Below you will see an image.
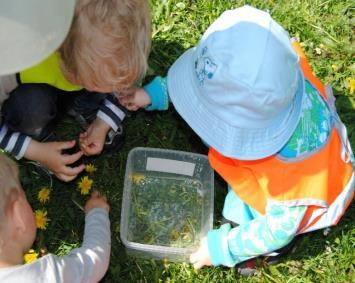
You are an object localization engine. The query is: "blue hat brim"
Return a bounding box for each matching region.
[168,48,305,160]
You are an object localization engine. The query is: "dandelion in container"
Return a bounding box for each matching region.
[120,147,214,261]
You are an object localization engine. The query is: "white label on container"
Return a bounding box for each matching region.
[146,157,195,176]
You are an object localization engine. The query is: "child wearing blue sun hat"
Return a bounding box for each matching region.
[119,5,354,271]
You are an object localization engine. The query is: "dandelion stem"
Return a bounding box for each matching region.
[307,23,340,44]
[72,199,84,212]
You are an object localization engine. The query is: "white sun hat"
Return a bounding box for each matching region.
[0,0,75,75]
[168,5,304,160]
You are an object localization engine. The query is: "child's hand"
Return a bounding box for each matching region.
[79,118,110,156]
[25,139,85,182]
[190,237,212,269]
[85,191,110,214]
[118,88,151,111]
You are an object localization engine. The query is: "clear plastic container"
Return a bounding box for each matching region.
[120,147,214,261]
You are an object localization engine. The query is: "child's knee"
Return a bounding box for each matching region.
[3,84,58,138]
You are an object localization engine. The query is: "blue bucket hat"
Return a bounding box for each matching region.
[167,5,305,160]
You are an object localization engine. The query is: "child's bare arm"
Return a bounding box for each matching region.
[55,192,110,282]
[7,192,111,282]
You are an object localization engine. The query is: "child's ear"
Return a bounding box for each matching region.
[10,196,27,237]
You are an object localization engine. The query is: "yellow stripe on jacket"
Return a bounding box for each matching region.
[19,52,82,92]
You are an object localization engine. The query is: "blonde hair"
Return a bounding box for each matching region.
[59,0,151,91]
[0,154,21,234]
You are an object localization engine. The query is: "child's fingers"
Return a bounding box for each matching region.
[79,136,93,155]
[193,261,204,270]
[56,172,78,182]
[79,140,88,151]
[57,140,76,150]
[79,131,88,139]
[130,104,140,111]
[93,190,107,199]
[118,96,139,111]
[190,255,204,270]
[79,131,90,144]
[82,143,102,156]
[92,191,108,202]
[190,251,204,270]
[79,145,88,156]
[61,164,85,176]
[123,103,139,111]
[118,95,130,105]
[63,150,83,164]
[190,252,198,264]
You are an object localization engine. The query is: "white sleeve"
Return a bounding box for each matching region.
[52,208,111,283]
[0,209,111,283]
[97,98,126,131]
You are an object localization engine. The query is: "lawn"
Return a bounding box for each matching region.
[21,0,354,282]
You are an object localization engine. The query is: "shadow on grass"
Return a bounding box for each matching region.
[146,38,188,80]
[334,91,355,149]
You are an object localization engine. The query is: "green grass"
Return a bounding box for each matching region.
[21,0,354,282]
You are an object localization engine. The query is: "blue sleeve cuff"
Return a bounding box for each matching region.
[143,76,169,111]
[207,223,235,267]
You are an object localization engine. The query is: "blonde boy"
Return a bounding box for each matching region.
[0,154,111,283]
[0,0,151,181]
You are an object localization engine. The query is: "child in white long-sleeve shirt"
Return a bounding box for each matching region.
[0,154,111,283]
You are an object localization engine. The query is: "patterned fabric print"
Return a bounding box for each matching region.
[194,46,217,85]
[227,204,307,258]
[160,77,168,96]
[208,200,307,266]
[279,80,331,158]
[222,187,260,225]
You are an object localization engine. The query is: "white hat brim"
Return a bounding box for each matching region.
[168,48,305,160]
[0,0,75,75]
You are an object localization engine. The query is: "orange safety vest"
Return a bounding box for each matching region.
[208,41,354,234]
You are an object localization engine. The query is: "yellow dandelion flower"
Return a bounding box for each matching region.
[349,78,355,95]
[35,209,49,230]
[78,175,93,195]
[38,187,51,204]
[132,173,145,184]
[85,163,97,174]
[24,249,38,264]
